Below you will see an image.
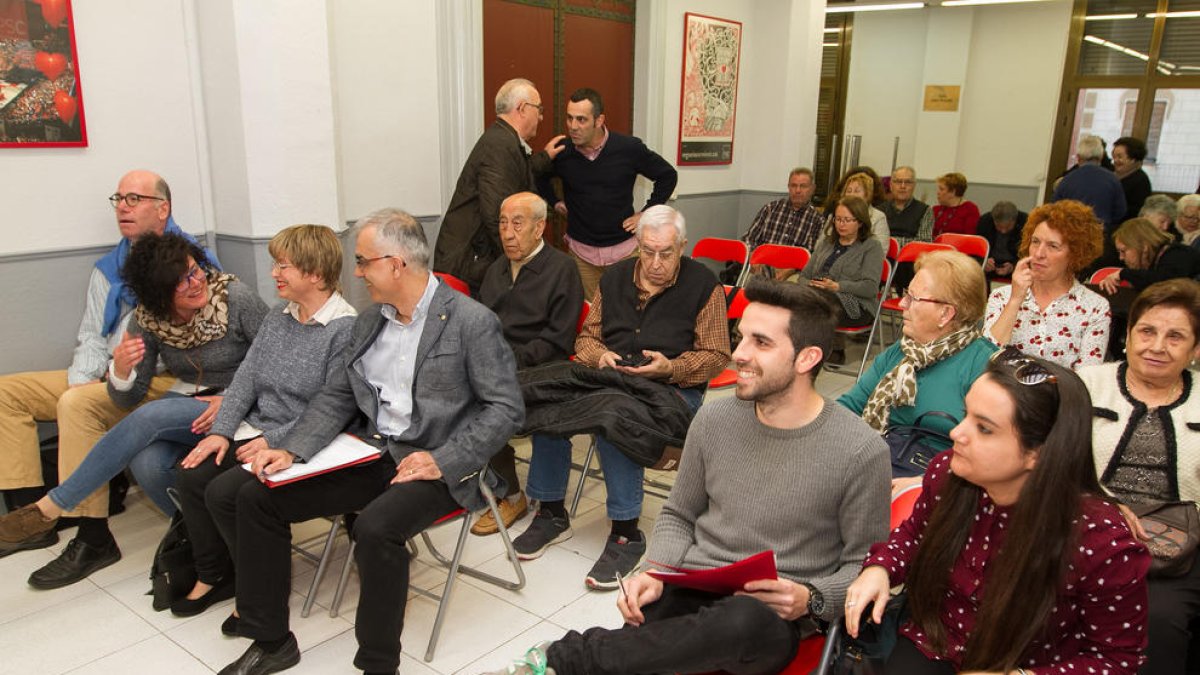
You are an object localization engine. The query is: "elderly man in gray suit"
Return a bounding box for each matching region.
[208,208,524,675]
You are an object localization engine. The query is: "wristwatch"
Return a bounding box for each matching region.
[802,582,824,616]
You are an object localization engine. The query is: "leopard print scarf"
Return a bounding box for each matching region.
[861,325,981,432]
[135,273,234,349]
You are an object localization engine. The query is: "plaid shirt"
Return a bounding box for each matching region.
[742,198,825,251]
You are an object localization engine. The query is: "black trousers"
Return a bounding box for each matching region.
[1143,560,1200,674]
[174,439,246,583]
[206,454,460,673]
[487,443,521,499]
[545,585,805,675]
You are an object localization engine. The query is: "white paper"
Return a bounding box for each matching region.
[243,433,381,485]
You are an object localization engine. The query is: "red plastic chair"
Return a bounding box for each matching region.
[1088,266,1129,287]
[433,271,470,295]
[935,233,990,268]
[576,300,591,334]
[709,288,751,389]
[693,237,750,286]
[748,244,811,277]
[886,237,900,265]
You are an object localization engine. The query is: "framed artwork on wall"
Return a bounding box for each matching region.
[0,0,87,147]
[678,12,741,166]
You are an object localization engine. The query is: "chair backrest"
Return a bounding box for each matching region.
[748,244,810,273]
[1087,266,1126,286]
[895,241,955,265]
[433,271,470,295]
[887,237,900,263]
[890,485,922,531]
[935,233,990,266]
[692,237,750,266]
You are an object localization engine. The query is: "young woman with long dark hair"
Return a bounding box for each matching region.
[845,351,1150,674]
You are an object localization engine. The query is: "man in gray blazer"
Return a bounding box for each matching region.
[210,208,524,675]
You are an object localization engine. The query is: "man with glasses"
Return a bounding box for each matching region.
[536,88,678,300]
[882,165,933,248]
[0,170,213,554]
[212,207,523,675]
[434,78,565,294]
[514,205,729,590]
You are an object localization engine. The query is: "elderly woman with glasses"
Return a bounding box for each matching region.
[985,200,1109,369]
[1177,194,1200,247]
[839,250,996,494]
[1080,279,1200,675]
[0,232,267,590]
[846,352,1149,674]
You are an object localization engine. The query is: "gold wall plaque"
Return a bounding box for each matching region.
[923,85,961,112]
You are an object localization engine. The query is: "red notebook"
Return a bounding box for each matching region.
[242,433,382,488]
[646,550,778,595]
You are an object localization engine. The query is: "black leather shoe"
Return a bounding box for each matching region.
[218,633,300,675]
[221,613,240,637]
[28,537,120,590]
[171,576,236,617]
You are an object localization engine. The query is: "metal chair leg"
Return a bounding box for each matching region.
[569,436,598,518]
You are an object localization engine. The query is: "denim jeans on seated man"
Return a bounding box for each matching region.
[520,387,703,589]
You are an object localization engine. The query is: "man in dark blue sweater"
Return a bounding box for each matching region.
[538,88,678,300]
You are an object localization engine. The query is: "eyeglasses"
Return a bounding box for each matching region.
[354,254,402,270]
[640,247,678,266]
[891,179,915,185]
[176,265,205,291]
[994,347,1058,386]
[834,216,859,225]
[109,192,165,208]
[271,261,294,271]
[522,101,544,114]
[899,291,952,307]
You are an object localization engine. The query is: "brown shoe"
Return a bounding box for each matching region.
[471,492,529,536]
[0,504,59,555]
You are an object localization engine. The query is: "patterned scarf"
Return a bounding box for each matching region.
[861,325,982,432]
[135,273,234,349]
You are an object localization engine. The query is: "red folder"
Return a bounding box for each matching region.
[646,550,778,595]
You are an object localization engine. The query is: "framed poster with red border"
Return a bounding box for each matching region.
[0,0,88,147]
[677,12,741,166]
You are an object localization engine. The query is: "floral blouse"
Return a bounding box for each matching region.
[984,280,1111,369]
[865,452,1149,674]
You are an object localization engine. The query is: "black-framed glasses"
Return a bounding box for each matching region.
[354,254,402,270]
[899,291,952,307]
[993,347,1058,386]
[109,192,165,208]
[522,101,544,114]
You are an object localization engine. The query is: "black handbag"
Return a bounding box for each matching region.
[824,595,908,675]
[149,509,196,611]
[1131,501,1200,579]
[883,411,958,478]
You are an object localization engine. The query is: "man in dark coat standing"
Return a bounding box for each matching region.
[433,78,564,293]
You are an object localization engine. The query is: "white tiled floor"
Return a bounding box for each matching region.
[0,356,865,675]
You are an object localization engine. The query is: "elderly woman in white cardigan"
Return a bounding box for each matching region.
[1079,278,1200,675]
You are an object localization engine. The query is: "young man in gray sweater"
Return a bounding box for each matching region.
[489,280,891,675]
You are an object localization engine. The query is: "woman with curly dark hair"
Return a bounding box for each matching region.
[985,199,1110,368]
[0,232,267,589]
[845,351,1150,674]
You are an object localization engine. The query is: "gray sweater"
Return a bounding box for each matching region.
[209,303,356,447]
[109,279,268,408]
[798,236,884,319]
[646,396,891,621]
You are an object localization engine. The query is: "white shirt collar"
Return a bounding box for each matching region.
[284,291,357,325]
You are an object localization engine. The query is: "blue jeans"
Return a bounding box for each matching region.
[48,393,206,516]
[526,386,703,521]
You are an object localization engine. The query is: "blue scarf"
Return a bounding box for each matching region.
[95,217,215,337]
